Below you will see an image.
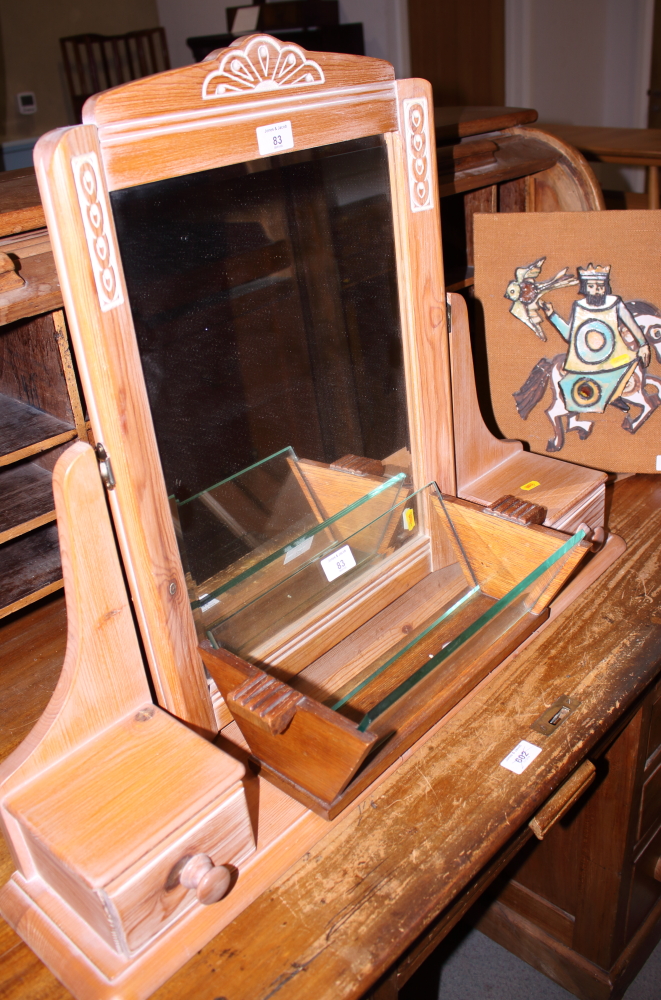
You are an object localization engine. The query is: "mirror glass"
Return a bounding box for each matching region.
[110,134,411,634]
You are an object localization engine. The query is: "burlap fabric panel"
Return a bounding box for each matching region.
[473,210,661,473]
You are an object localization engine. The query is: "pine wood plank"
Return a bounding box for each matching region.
[0,581,64,622]
[51,311,87,441]
[293,565,467,700]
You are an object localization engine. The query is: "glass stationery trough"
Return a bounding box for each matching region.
[176,454,586,737]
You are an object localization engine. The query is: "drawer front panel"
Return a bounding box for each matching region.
[107,787,254,953]
[646,687,661,769]
[628,826,661,942]
[640,762,661,843]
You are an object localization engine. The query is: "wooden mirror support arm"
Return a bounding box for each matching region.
[0,444,255,1000]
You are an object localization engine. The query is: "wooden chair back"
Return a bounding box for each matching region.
[60,28,170,122]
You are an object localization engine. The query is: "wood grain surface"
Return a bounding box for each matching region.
[0,310,74,419]
[0,231,62,326]
[434,106,538,142]
[521,127,605,212]
[33,56,450,737]
[2,474,661,1000]
[0,394,75,466]
[88,45,397,191]
[437,133,559,199]
[36,124,219,735]
[0,444,253,1000]
[533,124,661,164]
[0,168,45,238]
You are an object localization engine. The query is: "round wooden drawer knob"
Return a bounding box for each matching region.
[179,854,232,905]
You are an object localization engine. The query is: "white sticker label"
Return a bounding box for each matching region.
[320,544,356,583]
[283,535,313,565]
[656,455,661,472]
[256,120,294,156]
[500,739,542,775]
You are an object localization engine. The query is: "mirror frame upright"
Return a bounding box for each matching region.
[34,37,453,735]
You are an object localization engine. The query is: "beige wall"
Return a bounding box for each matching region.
[156,0,410,76]
[0,0,160,142]
[506,0,653,128]
[505,0,654,191]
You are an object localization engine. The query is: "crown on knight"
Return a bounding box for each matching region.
[578,263,611,281]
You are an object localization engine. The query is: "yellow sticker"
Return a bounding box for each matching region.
[403,508,416,530]
[520,480,540,491]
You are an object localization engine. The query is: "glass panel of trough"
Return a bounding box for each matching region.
[282,485,586,731]
[201,465,410,659]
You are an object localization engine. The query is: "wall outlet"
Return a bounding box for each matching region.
[17,92,37,115]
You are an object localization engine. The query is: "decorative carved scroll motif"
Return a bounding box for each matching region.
[402,97,434,213]
[202,35,325,99]
[71,153,124,312]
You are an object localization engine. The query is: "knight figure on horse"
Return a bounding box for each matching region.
[511,262,660,452]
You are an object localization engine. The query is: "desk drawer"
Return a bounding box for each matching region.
[629,826,661,942]
[646,686,661,770]
[107,786,254,954]
[639,761,661,843]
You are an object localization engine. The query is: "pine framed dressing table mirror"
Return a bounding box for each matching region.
[0,37,620,1000]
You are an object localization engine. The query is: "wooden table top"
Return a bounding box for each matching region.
[0,167,44,238]
[532,123,661,164]
[2,475,661,1000]
[434,105,538,142]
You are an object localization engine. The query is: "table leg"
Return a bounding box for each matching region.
[648,165,659,209]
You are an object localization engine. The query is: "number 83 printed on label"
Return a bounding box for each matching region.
[320,544,357,583]
[256,120,294,156]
